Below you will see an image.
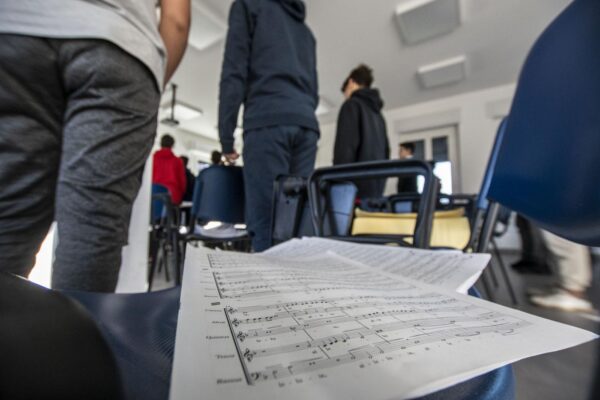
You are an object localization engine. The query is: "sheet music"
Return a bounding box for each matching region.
[171,246,597,400]
[205,252,415,299]
[264,238,489,293]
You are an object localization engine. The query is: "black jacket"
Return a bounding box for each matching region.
[333,88,390,198]
[218,0,319,154]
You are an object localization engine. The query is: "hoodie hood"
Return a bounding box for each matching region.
[277,0,306,21]
[352,88,384,112]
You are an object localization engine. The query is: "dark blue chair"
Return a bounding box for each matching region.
[185,165,249,252]
[483,0,600,397]
[190,165,245,225]
[151,184,170,224]
[149,183,181,290]
[488,0,600,246]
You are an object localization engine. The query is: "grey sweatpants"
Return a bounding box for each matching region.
[0,35,160,292]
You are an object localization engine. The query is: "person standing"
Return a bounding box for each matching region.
[529,231,594,312]
[333,64,390,199]
[218,0,320,252]
[180,156,196,202]
[152,135,187,206]
[0,0,191,292]
[397,142,419,194]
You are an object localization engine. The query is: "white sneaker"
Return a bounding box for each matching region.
[530,289,594,312]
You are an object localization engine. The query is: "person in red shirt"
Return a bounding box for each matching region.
[152,134,186,205]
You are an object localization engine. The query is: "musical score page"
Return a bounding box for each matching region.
[264,238,489,293]
[171,246,596,400]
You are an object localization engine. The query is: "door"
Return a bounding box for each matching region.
[395,125,461,195]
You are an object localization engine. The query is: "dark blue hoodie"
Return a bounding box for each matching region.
[218,0,319,153]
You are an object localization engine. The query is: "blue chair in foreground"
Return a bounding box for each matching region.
[482,0,600,397]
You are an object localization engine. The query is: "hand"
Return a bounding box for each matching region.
[223,152,240,164]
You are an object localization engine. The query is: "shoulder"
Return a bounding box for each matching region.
[340,98,362,114]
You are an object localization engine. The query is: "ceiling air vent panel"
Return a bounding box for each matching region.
[417,55,467,89]
[395,0,461,45]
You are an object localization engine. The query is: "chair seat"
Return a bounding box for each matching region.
[65,287,514,400]
[352,208,471,249]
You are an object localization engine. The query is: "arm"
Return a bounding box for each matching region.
[218,0,253,156]
[159,0,191,86]
[312,37,320,108]
[383,118,390,160]
[333,101,361,165]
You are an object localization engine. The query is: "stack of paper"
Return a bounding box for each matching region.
[171,240,596,400]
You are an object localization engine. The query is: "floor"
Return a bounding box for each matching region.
[473,251,600,400]
[152,247,600,400]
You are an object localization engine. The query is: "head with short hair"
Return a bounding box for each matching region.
[181,156,189,167]
[399,142,415,159]
[211,150,222,165]
[160,134,175,149]
[341,64,374,99]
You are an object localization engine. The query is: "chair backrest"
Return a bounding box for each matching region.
[477,118,507,212]
[151,184,170,224]
[0,273,123,399]
[191,166,245,225]
[308,160,439,249]
[465,119,509,252]
[488,0,600,246]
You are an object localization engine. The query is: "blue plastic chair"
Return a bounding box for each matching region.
[484,1,600,396]
[190,165,245,225]
[488,0,600,246]
[151,184,170,224]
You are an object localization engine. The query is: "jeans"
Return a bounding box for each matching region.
[0,35,160,292]
[242,126,318,252]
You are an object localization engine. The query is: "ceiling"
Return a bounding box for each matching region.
[165,0,572,140]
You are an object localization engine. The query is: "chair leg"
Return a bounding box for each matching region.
[478,270,495,302]
[148,231,160,292]
[172,234,181,286]
[491,238,519,305]
[163,243,171,283]
[488,260,500,289]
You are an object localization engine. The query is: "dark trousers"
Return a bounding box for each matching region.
[242,126,318,252]
[0,35,160,292]
[516,214,549,265]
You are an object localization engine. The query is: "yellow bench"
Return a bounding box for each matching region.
[351,208,471,249]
